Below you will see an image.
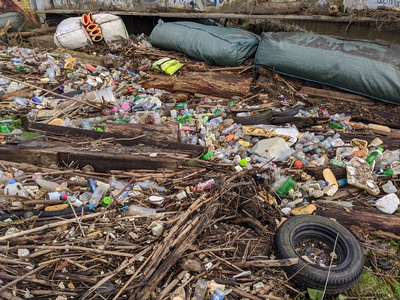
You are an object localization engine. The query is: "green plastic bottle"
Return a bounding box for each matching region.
[202,151,213,160]
[381,169,394,176]
[365,147,384,164]
[328,121,344,129]
[276,177,296,195]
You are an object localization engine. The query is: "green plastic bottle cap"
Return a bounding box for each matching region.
[377,147,384,152]
[239,158,248,167]
[102,197,112,207]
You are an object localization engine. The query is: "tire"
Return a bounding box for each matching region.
[275,215,364,294]
[232,110,273,125]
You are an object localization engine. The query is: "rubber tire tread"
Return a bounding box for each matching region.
[275,215,364,294]
[232,110,273,125]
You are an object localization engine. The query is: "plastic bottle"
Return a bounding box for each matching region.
[6,82,19,93]
[276,177,296,195]
[136,180,158,190]
[33,174,65,192]
[366,147,384,164]
[337,178,348,187]
[303,145,314,153]
[4,179,28,197]
[67,195,83,207]
[127,204,157,216]
[328,121,343,129]
[13,96,29,107]
[106,179,126,190]
[193,279,208,300]
[88,185,107,210]
[193,179,215,192]
[221,123,239,135]
[330,159,346,168]
[153,110,161,124]
[46,191,69,201]
[236,112,252,117]
[211,288,226,300]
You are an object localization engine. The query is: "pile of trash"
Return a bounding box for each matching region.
[0,17,398,300]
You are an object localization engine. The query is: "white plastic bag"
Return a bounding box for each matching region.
[54,17,92,49]
[92,14,129,45]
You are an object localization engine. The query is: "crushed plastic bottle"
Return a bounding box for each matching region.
[33,174,65,192]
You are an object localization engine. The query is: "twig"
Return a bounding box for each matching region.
[0,265,47,293]
[0,211,107,242]
[321,232,340,299]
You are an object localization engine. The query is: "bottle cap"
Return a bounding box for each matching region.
[88,204,95,210]
[103,197,112,206]
[61,193,68,200]
[9,179,15,184]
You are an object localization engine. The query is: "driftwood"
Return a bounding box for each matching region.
[316,206,400,240]
[141,71,252,98]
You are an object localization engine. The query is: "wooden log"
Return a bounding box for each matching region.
[0,88,34,101]
[141,71,252,98]
[104,122,179,142]
[23,119,205,155]
[300,86,375,106]
[316,206,400,240]
[7,26,56,38]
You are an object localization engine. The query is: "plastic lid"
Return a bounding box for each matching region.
[8,179,15,184]
[103,197,112,204]
[155,109,159,113]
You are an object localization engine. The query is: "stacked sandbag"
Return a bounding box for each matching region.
[148,20,261,67]
[254,32,400,105]
[54,14,129,49]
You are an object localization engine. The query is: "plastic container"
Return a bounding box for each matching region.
[4,179,28,197]
[154,110,161,124]
[88,185,107,210]
[366,147,383,164]
[193,179,215,192]
[83,88,116,105]
[33,174,65,192]
[127,204,157,216]
[252,137,289,162]
[193,279,208,300]
[275,177,296,195]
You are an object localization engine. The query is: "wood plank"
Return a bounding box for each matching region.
[140,71,252,98]
[301,86,375,106]
[0,145,179,172]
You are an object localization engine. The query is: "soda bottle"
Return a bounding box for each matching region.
[328,121,344,130]
[193,179,215,192]
[276,177,296,195]
[366,147,384,164]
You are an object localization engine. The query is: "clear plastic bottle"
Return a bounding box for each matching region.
[331,159,346,168]
[127,204,157,216]
[154,109,161,124]
[106,179,126,190]
[136,180,158,190]
[4,179,28,197]
[88,185,107,210]
[33,174,65,192]
[13,96,29,107]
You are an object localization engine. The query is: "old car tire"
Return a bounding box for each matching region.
[275,215,364,294]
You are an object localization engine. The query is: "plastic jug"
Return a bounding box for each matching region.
[4,179,28,197]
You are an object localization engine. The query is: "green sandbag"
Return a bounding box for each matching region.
[149,20,260,67]
[0,12,24,31]
[254,32,400,105]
